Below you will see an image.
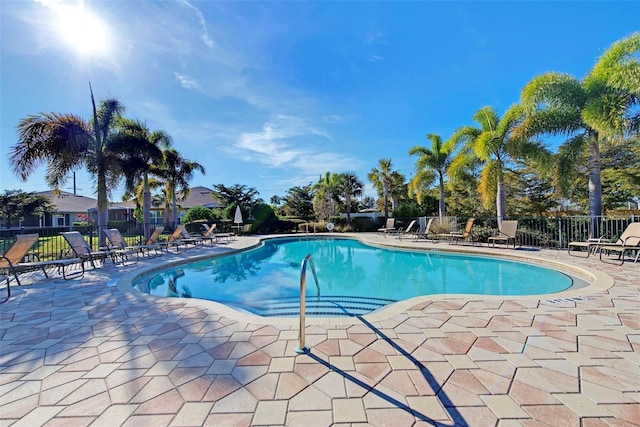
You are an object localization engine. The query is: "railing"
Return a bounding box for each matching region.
[296,254,320,354]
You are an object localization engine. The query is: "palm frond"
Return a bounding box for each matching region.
[520,72,585,112]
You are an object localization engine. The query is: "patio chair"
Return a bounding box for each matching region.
[437,217,478,245]
[0,234,84,286]
[61,231,114,268]
[488,220,519,248]
[415,217,437,241]
[598,222,640,265]
[568,232,612,258]
[103,229,151,262]
[378,218,396,236]
[203,223,234,244]
[397,220,418,240]
[164,225,192,252]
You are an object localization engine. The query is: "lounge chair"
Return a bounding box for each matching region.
[61,231,114,268]
[415,217,437,241]
[598,222,640,265]
[164,225,192,252]
[0,234,83,286]
[103,228,158,261]
[568,235,609,258]
[397,220,418,240]
[437,217,477,245]
[378,218,396,236]
[203,223,234,244]
[488,220,518,248]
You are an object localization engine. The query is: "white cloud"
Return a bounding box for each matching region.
[367,55,384,62]
[174,72,200,89]
[180,0,215,48]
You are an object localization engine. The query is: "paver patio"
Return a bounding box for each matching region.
[1,233,638,426]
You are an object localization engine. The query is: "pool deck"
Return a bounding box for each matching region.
[1,233,638,426]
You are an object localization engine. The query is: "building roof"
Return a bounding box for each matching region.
[37,190,97,213]
[178,186,219,209]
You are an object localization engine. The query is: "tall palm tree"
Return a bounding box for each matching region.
[338,172,364,225]
[516,33,640,223]
[449,105,548,226]
[409,134,455,219]
[156,148,205,229]
[10,88,125,245]
[114,119,171,238]
[368,159,395,220]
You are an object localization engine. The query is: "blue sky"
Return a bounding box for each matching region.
[1,0,638,203]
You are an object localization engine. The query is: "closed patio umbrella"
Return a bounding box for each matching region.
[234,205,243,234]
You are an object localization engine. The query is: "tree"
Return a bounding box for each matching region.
[409,133,455,219]
[281,185,315,219]
[449,105,548,226]
[211,184,261,220]
[516,33,640,221]
[114,119,171,238]
[368,159,395,220]
[0,190,52,228]
[313,172,341,221]
[10,87,125,245]
[337,172,364,225]
[157,148,205,228]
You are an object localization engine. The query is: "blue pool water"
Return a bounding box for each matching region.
[133,237,576,317]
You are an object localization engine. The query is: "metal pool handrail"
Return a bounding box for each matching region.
[296,253,320,354]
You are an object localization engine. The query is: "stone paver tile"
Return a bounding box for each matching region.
[252,400,288,426]
[131,376,175,403]
[333,398,367,423]
[314,371,347,398]
[286,410,333,426]
[134,389,184,415]
[523,404,581,425]
[328,329,348,339]
[204,412,253,426]
[581,379,637,404]
[83,363,121,379]
[274,372,311,400]
[57,378,107,406]
[387,355,415,370]
[145,361,179,376]
[268,357,295,373]
[552,393,613,417]
[481,394,530,418]
[444,354,478,369]
[406,396,450,421]
[11,406,63,427]
[229,331,253,342]
[170,402,213,426]
[206,359,237,374]
[211,388,257,414]
[232,365,268,385]
[90,404,138,427]
[288,385,332,411]
[278,330,299,340]
[598,403,640,424]
[380,370,418,396]
[246,373,279,400]
[121,414,174,427]
[21,365,63,381]
[329,356,355,371]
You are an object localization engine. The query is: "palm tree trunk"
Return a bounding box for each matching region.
[97,167,108,247]
[383,185,389,220]
[438,171,445,219]
[588,132,602,237]
[346,194,352,225]
[143,173,151,239]
[496,170,506,228]
[171,185,178,229]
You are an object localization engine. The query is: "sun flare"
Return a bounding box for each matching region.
[55,4,110,56]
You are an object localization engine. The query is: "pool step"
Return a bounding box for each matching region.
[229,295,398,317]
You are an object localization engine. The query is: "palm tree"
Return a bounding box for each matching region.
[156,148,205,229]
[409,134,455,219]
[449,105,548,226]
[114,119,171,238]
[312,172,341,220]
[338,172,364,225]
[10,88,125,245]
[368,159,395,220]
[516,33,640,224]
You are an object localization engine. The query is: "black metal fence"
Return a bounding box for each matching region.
[1,215,638,261]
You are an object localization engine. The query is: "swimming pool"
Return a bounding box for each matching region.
[133,237,582,317]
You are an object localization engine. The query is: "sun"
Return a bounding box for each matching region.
[55,4,110,56]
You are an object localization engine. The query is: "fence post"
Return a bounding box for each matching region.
[558,217,562,249]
